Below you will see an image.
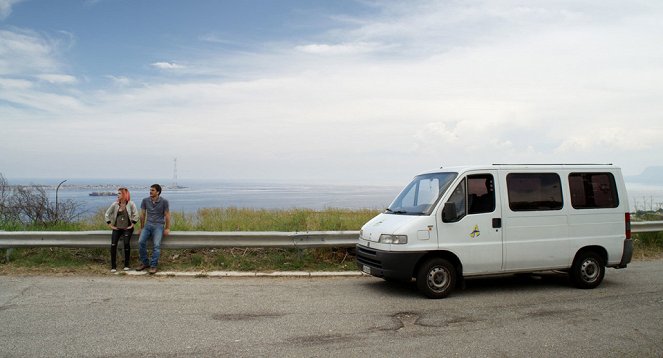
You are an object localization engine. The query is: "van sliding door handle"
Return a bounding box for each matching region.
[492,218,502,228]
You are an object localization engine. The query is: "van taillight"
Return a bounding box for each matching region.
[625,212,632,240]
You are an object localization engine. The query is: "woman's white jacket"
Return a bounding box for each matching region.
[104,201,139,225]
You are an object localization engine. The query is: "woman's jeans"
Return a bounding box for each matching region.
[138,223,164,268]
[110,228,133,269]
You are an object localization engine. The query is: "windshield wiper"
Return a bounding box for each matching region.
[385,208,407,214]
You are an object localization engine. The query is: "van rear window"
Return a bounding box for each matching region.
[507,173,563,211]
[569,172,619,209]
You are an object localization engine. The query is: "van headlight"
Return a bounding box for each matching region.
[379,234,408,244]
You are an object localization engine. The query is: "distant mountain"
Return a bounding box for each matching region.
[625,166,663,185]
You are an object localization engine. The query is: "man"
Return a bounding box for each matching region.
[136,184,170,274]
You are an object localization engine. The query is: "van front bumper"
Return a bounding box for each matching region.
[356,244,426,281]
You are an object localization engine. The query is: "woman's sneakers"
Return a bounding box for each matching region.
[110,268,117,273]
[123,267,130,271]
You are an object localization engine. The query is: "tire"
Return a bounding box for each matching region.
[416,258,456,299]
[570,252,605,289]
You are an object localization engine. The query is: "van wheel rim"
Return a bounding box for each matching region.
[580,259,599,282]
[427,267,450,292]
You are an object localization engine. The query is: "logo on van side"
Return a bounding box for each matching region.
[470,225,480,238]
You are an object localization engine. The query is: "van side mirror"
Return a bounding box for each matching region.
[442,202,458,222]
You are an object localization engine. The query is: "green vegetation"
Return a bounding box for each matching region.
[632,212,663,259]
[632,232,663,260]
[0,208,379,274]
[633,211,663,222]
[0,246,359,274]
[78,206,379,232]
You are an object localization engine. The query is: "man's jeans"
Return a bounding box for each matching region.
[139,223,164,267]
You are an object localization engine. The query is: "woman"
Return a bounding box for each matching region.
[104,187,139,272]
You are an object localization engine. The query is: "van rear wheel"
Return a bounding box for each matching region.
[570,252,605,289]
[416,258,456,299]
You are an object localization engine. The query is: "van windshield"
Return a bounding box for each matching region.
[386,172,458,215]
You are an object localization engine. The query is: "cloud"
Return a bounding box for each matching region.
[0,87,83,112]
[151,61,185,70]
[0,28,60,75]
[0,77,31,89]
[105,75,132,86]
[2,1,663,181]
[0,0,23,20]
[295,42,388,55]
[0,28,82,111]
[199,33,237,45]
[36,73,77,84]
[555,127,659,153]
[414,122,461,146]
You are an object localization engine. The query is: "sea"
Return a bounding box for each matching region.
[626,183,663,212]
[9,178,403,217]
[7,178,663,218]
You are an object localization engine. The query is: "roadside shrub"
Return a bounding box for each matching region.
[0,173,83,229]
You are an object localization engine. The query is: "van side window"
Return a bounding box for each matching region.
[443,179,466,222]
[468,174,495,214]
[507,173,563,211]
[569,172,619,209]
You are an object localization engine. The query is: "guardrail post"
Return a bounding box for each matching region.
[5,248,12,263]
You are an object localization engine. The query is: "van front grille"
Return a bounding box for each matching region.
[356,246,382,268]
[358,247,377,256]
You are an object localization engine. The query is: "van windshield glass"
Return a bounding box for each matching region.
[386,172,458,215]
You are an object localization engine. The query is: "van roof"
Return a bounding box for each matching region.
[420,163,620,175]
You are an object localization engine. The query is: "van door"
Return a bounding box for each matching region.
[437,171,503,274]
[500,171,569,270]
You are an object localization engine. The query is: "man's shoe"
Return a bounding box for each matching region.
[148,267,158,274]
[136,264,149,271]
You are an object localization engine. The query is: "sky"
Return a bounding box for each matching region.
[1,0,662,186]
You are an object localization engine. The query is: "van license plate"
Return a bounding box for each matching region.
[362,265,371,274]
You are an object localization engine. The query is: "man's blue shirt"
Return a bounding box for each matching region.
[141,196,169,224]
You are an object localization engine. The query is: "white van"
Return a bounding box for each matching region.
[356,164,633,298]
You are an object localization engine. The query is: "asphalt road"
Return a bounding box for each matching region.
[1,260,662,357]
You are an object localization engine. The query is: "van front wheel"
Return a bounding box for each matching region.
[416,258,456,299]
[570,252,605,289]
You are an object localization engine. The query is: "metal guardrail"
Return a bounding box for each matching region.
[0,231,361,249]
[0,221,660,250]
[632,221,663,233]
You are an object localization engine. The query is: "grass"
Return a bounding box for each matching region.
[1,208,662,274]
[0,246,360,274]
[74,207,378,232]
[0,248,108,275]
[631,212,663,260]
[632,232,663,260]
